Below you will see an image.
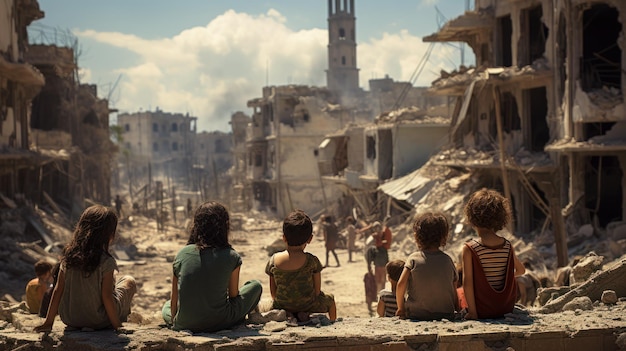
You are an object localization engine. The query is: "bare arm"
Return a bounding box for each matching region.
[269,275,277,299]
[462,245,477,319]
[228,266,241,299]
[376,297,385,317]
[34,270,65,332]
[512,250,525,276]
[101,270,122,330]
[313,272,321,296]
[395,267,410,318]
[170,275,178,322]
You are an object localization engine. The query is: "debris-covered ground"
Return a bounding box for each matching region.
[1,177,626,349]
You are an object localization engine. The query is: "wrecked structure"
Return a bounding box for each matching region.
[423,0,626,266]
[0,0,44,199]
[192,130,232,200]
[244,85,371,218]
[117,109,197,189]
[230,111,251,212]
[317,105,451,220]
[1,0,115,218]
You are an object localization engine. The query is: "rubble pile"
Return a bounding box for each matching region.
[375,106,451,125]
[0,202,68,302]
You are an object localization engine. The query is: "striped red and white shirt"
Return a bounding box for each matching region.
[468,239,511,291]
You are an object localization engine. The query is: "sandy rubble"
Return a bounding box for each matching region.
[2,196,626,349]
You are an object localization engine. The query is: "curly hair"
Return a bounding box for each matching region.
[63,205,117,275]
[187,201,231,250]
[412,212,449,250]
[283,209,313,246]
[464,188,512,231]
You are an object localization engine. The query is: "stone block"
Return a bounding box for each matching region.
[523,331,567,351]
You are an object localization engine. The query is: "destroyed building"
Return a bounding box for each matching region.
[230,111,251,212]
[423,0,626,266]
[192,130,233,200]
[2,0,115,218]
[244,85,371,218]
[117,109,197,188]
[0,0,44,199]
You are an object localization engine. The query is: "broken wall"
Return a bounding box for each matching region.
[393,123,448,178]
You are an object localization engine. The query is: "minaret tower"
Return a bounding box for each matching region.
[326,0,359,93]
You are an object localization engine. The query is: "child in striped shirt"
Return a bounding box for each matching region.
[462,188,525,319]
[376,259,404,317]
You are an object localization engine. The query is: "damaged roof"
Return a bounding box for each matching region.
[429,59,552,95]
[423,9,494,43]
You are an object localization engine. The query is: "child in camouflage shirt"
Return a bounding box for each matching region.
[265,210,337,322]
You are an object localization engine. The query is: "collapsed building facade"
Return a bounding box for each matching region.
[424,0,626,266]
[117,109,197,191]
[1,0,115,219]
[244,85,371,218]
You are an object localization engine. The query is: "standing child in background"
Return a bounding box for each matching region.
[344,216,358,263]
[322,215,340,267]
[377,259,404,317]
[35,205,137,332]
[162,201,262,332]
[364,221,392,292]
[266,210,337,322]
[396,213,458,320]
[25,260,53,314]
[462,188,525,319]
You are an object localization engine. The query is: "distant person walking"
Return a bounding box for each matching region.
[365,221,392,292]
[322,216,340,267]
[114,195,123,218]
[186,198,193,218]
[344,216,358,262]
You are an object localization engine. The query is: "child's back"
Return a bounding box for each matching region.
[403,250,457,320]
[266,251,330,313]
[35,205,136,332]
[59,253,132,329]
[462,189,525,319]
[266,210,337,321]
[397,213,458,320]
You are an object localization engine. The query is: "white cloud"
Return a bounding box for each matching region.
[359,30,458,87]
[76,9,459,132]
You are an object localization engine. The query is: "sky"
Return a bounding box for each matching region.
[30,1,473,132]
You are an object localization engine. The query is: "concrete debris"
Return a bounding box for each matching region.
[540,257,626,313]
[570,251,604,284]
[375,106,451,125]
[562,296,593,311]
[601,290,618,305]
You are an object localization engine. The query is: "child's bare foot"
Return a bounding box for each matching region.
[296,312,311,322]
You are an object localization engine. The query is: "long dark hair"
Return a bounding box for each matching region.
[63,205,118,275]
[187,201,230,249]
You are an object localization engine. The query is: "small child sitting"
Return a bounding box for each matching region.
[396,212,459,320]
[377,259,404,317]
[25,260,53,314]
[462,188,525,319]
[265,209,337,322]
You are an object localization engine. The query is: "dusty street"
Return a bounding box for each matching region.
[116,212,392,322]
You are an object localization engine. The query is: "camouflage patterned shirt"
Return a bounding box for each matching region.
[265,252,333,313]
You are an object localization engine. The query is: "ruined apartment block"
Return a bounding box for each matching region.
[317,104,451,219]
[192,130,233,200]
[0,0,44,196]
[245,85,370,218]
[230,111,251,212]
[2,1,114,216]
[118,109,197,185]
[425,0,626,266]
